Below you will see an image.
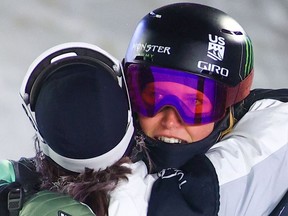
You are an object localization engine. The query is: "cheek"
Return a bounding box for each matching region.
[186,123,215,142]
[138,116,157,136]
[139,118,148,132]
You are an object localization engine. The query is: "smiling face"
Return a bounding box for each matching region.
[138,108,214,143]
[138,81,215,144]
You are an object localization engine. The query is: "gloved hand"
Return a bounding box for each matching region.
[12,158,41,194]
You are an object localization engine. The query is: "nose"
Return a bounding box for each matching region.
[160,107,183,129]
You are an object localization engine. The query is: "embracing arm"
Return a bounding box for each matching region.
[0,158,41,216]
[148,96,288,216]
[207,99,288,215]
[20,190,95,216]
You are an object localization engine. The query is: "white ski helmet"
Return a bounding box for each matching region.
[20,42,134,172]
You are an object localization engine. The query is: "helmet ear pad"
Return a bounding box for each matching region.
[35,63,129,160]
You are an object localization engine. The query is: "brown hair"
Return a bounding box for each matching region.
[34,139,132,216]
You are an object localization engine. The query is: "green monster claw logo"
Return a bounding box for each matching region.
[244,37,253,77]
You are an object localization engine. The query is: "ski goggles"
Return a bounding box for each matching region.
[125,64,244,125]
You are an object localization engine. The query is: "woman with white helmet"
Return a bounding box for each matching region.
[1,42,155,216]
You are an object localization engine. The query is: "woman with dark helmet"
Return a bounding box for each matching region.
[0,4,288,216]
[123,3,288,215]
[0,42,155,216]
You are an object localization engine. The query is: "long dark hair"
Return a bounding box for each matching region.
[34,137,132,216]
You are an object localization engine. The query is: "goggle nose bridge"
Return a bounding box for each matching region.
[154,95,188,122]
[156,105,186,124]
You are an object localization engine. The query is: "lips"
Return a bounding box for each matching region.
[156,136,187,144]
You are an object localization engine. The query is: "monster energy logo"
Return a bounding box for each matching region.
[133,43,171,55]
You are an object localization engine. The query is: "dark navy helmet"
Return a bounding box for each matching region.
[124,3,254,125]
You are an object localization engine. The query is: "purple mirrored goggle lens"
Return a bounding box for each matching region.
[125,64,227,125]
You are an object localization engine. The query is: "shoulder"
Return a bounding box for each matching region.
[249,88,288,103]
[121,161,157,185]
[20,190,95,216]
[207,98,288,215]
[208,98,288,184]
[0,157,38,186]
[234,98,288,137]
[234,88,288,120]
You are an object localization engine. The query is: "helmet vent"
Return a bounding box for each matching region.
[221,29,243,36]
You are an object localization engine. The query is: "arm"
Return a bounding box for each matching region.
[0,160,16,185]
[147,98,288,216]
[20,190,95,216]
[207,99,288,215]
[0,158,41,216]
[0,160,19,216]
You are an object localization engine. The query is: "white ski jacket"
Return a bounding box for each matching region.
[108,161,156,216]
[109,98,288,216]
[207,99,288,215]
